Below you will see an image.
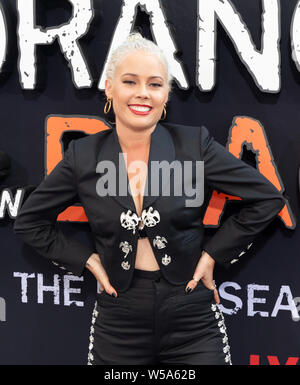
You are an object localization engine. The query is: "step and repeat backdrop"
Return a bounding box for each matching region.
[0,0,300,365]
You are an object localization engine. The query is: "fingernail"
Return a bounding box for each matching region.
[111,293,116,297]
[185,287,192,294]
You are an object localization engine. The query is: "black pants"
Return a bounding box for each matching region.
[87,268,232,365]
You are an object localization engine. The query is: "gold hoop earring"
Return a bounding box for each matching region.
[161,104,167,120]
[104,98,112,114]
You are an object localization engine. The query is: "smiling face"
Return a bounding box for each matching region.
[105,50,170,133]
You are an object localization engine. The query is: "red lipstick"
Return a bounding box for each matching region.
[128,104,153,116]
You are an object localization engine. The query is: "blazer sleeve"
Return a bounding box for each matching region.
[201,125,285,268]
[13,140,95,276]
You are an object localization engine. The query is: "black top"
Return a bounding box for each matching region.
[13,122,285,291]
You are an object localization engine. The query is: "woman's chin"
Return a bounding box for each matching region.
[125,119,158,130]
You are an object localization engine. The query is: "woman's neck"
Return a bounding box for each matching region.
[115,122,155,152]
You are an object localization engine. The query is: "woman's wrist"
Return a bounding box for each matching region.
[200,250,215,267]
[85,253,100,271]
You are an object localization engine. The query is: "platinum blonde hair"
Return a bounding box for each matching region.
[105,32,173,88]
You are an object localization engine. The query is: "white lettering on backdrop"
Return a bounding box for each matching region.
[0,2,7,74]
[0,1,299,91]
[219,281,299,319]
[16,0,94,89]
[98,0,188,90]
[13,272,84,307]
[11,274,300,318]
[197,0,281,92]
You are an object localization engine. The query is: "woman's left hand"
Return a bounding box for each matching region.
[185,250,220,304]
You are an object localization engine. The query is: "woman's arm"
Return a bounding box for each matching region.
[13,140,95,276]
[85,253,118,296]
[200,125,285,267]
[186,126,285,301]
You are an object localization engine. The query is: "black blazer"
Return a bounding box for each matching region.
[13,122,285,292]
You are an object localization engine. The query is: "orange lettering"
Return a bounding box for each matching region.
[46,115,109,222]
[204,117,295,229]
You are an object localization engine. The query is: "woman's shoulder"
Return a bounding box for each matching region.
[160,121,211,143]
[67,127,114,171]
[72,127,113,149]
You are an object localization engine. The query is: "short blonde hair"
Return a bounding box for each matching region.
[105,32,173,88]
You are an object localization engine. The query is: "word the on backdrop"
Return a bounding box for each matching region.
[1,0,300,91]
[13,272,85,306]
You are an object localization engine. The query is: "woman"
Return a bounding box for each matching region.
[14,33,285,365]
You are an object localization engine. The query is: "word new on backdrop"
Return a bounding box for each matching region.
[0,0,300,91]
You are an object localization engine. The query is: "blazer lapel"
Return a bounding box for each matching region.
[96,122,175,214]
[142,123,176,209]
[96,126,136,212]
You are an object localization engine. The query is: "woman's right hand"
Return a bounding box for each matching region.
[85,253,118,297]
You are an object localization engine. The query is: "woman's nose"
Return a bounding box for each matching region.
[136,84,149,99]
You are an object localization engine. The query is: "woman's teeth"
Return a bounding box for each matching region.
[129,106,151,112]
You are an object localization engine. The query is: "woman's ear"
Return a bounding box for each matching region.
[105,79,113,99]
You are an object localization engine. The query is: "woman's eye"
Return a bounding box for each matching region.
[150,83,162,87]
[123,80,135,85]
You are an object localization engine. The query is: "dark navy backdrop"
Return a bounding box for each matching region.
[0,0,299,365]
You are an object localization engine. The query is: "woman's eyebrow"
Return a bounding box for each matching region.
[149,76,164,80]
[121,73,164,80]
[121,73,137,77]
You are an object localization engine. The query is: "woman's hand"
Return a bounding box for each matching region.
[85,253,118,297]
[185,250,220,304]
